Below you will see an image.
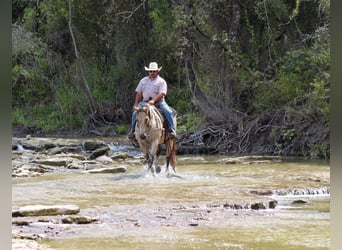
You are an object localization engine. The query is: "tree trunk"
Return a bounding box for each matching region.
[229,0,240,45]
[68,0,97,115]
[184,48,224,122]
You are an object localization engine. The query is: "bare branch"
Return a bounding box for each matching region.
[117,0,146,23]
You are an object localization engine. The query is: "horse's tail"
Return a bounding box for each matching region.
[168,139,177,171]
[169,115,177,171]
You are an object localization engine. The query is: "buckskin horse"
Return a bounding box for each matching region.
[134,103,177,175]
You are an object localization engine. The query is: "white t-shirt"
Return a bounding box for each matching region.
[135,75,167,100]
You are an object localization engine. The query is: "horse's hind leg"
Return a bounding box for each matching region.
[165,157,176,174]
[165,142,176,174]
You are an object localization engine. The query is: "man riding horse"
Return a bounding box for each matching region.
[128,62,177,140]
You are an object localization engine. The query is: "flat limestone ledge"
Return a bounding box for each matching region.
[83,166,127,174]
[217,155,282,164]
[12,204,80,217]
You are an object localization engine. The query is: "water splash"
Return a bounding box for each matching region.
[16,144,25,151]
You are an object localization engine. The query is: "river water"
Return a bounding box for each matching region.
[12,143,330,250]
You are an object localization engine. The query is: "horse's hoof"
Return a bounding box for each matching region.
[155,166,161,173]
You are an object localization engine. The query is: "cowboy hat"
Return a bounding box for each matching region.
[144,62,162,71]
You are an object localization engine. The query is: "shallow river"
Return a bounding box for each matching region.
[12,147,329,250]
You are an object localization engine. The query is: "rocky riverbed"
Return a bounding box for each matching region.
[12,136,330,249]
[12,136,132,249]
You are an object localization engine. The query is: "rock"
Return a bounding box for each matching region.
[111,152,129,160]
[45,147,83,155]
[250,190,273,196]
[223,203,245,209]
[12,239,54,250]
[59,146,83,154]
[12,231,43,240]
[189,223,199,226]
[12,167,45,178]
[126,217,138,222]
[12,138,44,151]
[66,162,84,169]
[61,215,98,224]
[12,220,31,226]
[12,160,54,178]
[83,141,98,150]
[83,141,106,151]
[96,155,114,164]
[44,153,86,163]
[87,146,110,160]
[292,199,308,204]
[12,205,80,217]
[251,202,266,210]
[83,162,104,170]
[268,200,278,208]
[220,200,277,210]
[42,143,56,150]
[217,156,282,164]
[45,147,62,155]
[30,158,71,167]
[84,166,127,174]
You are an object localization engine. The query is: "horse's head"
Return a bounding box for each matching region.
[135,104,152,140]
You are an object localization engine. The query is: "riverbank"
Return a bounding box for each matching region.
[12,121,330,158]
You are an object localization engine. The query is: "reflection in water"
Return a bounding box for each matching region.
[12,156,330,250]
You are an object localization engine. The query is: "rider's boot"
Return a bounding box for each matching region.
[169,128,177,139]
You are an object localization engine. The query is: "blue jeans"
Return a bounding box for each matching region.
[131,99,176,132]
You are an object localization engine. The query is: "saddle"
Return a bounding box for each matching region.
[154,103,177,118]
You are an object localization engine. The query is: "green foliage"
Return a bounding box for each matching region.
[307,141,329,159]
[12,105,65,133]
[309,77,329,117]
[302,140,329,160]
[149,0,175,34]
[12,25,88,132]
[177,113,205,133]
[254,31,329,116]
[12,25,63,107]
[282,128,295,140]
[166,88,192,115]
[116,124,130,135]
[279,49,318,84]
[54,85,87,129]
[87,66,117,102]
[12,83,87,133]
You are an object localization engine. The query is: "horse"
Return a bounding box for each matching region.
[134,103,177,175]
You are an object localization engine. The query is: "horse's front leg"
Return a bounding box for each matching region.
[148,141,162,175]
[147,154,154,174]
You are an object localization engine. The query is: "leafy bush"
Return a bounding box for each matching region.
[12,105,64,133]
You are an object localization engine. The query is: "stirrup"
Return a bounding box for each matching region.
[169,130,176,139]
[128,132,135,140]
